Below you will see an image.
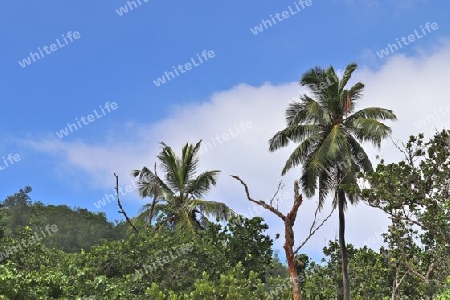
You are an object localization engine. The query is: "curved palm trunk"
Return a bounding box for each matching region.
[338,188,350,300]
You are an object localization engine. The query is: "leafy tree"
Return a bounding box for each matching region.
[269,63,397,299]
[1,186,32,236]
[132,141,234,233]
[145,262,293,300]
[349,246,391,299]
[360,131,450,299]
[221,216,274,279]
[303,260,337,299]
[266,251,289,280]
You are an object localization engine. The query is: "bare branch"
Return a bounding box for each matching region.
[294,205,335,254]
[270,181,284,207]
[364,201,429,232]
[114,173,139,234]
[231,175,286,220]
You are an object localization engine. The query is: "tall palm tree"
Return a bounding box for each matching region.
[131,140,235,233]
[269,63,396,299]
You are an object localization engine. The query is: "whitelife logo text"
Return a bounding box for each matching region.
[250,0,313,35]
[0,154,21,172]
[56,102,118,139]
[376,22,438,58]
[18,31,81,68]
[115,0,149,16]
[153,50,215,87]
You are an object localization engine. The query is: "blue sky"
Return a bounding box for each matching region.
[1,0,450,259]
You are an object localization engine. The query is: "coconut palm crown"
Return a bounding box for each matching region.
[131,140,235,233]
[269,63,397,208]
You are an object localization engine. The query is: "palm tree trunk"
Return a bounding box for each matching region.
[338,189,351,300]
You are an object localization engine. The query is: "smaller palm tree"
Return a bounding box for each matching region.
[131,140,235,233]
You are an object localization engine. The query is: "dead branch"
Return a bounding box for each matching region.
[270,181,284,207]
[231,175,286,220]
[114,173,139,234]
[294,205,335,254]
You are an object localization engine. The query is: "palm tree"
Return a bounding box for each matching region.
[269,63,396,299]
[131,140,235,233]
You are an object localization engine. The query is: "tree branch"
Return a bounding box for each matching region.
[294,205,335,255]
[364,201,429,232]
[270,181,284,208]
[114,173,139,234]
[231,175,286,220]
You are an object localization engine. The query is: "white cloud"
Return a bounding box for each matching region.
[24,42,450,259]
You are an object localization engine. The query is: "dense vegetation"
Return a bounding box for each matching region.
[1,64,449,299]
[0,187,127,253]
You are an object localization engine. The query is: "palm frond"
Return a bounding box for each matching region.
[180,141,201,190]
[338,63,358,93]
[286,96,332,126]
[346,107,397,122]
[132,167,173,199]
[187,170,220,198]
[318,168,336,209]
[347,82,364,103]
[135,203,167,226]
[157,143,184,192]
[300,67,337,100]
[346,135,373,174]
[346,118,392,148]
[280,133,322,174]
[300,152,322,197]
[188,199,236,221]
[269,124,321,152]
[319,125,349,162]
[173,211,199,233]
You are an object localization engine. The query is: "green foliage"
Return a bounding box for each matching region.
[1,187,127,253]
[222,216,274,279]
[269,63,396,205]
[145,263,292,299]
[0,189,278,299]
[131,141,234,233]
[436,277,450,300]
[360,131,450,297]
[2,132,450,299]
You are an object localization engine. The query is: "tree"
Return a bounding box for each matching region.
[132,140,235,233]
[360,131,450,299]
[269,63,397,299]
[222,216,274,279]
[349,245,391,299]
[232,176,334,300]
[2,186,32,236]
